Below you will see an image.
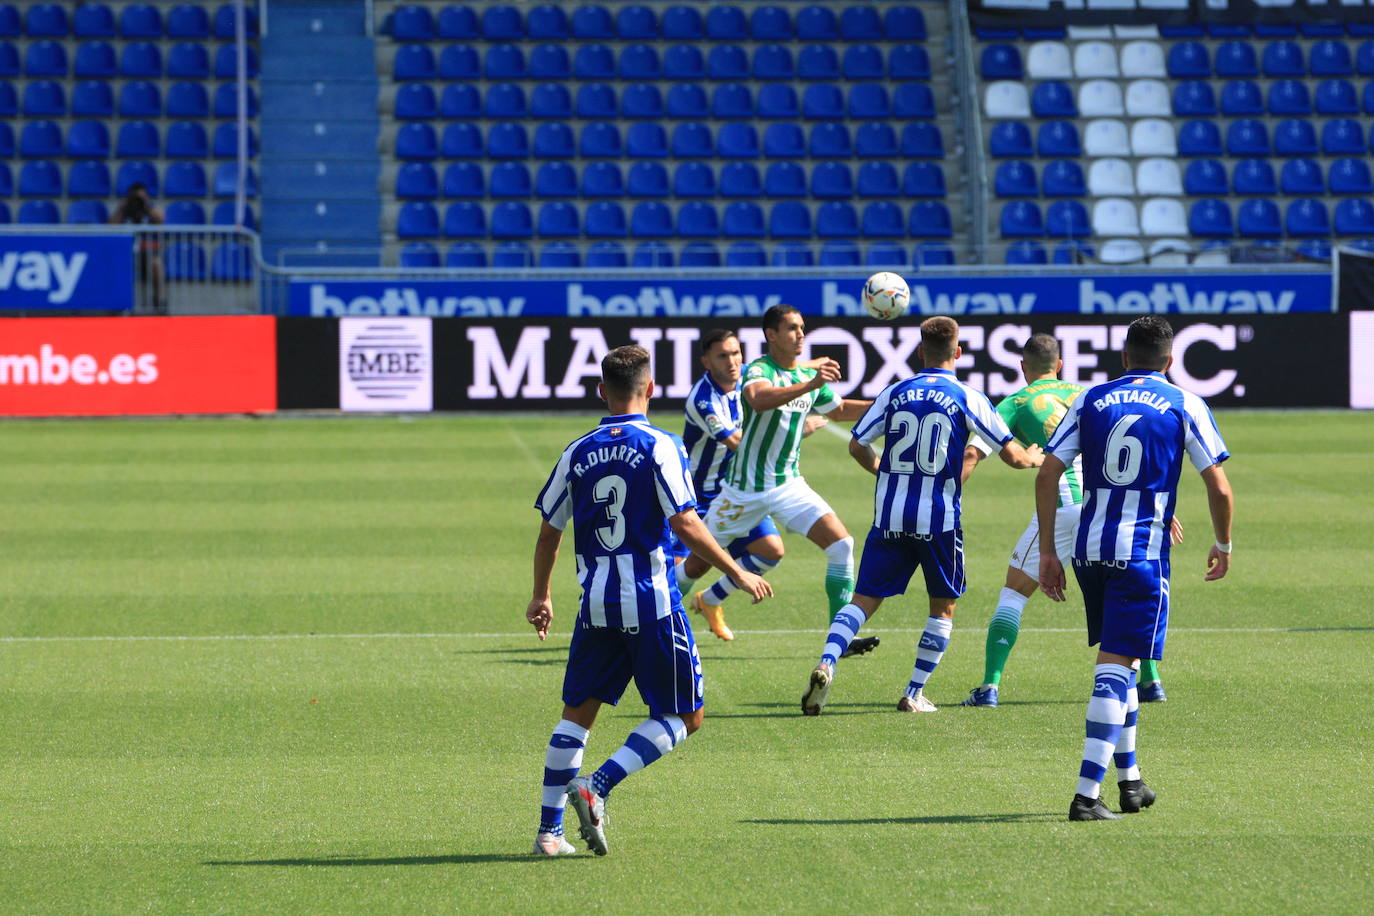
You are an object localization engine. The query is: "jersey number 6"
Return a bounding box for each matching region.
[1104,414,1144,486]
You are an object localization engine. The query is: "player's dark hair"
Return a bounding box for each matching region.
[699,328,737,356]
[1124,316,1174,369]
[601,345,652,398]
[762,304,800,333]
[919,316,960,365]
[1022,333,1061,374]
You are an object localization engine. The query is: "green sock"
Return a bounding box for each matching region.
[1139,658,1160,684]
[983,589,1027,685]
[825,573,853,622]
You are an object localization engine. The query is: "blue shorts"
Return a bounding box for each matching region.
[562,606,703,717]
[1072,558,1171,660]
[855,527,966,600]
[670,497,780,561]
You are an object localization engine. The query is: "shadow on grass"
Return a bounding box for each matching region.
[744,812,1062,826]
[457,646,564,656]
[204,853,553,867]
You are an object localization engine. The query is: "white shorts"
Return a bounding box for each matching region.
[703,478,834,544]
[1008,504,1082,576]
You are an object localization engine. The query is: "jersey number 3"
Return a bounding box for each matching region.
[888,413,954,475]
[593,474,627,550]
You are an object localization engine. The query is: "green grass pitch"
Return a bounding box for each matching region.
[0,411,1370,913]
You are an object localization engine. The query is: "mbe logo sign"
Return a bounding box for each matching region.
[338,318,432,411]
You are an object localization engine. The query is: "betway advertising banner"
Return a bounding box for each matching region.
[0,317,276,416]
[288,272,1333,319]
[0,234,134,312]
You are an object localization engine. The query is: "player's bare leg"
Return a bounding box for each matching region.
[807,514,878,657]
[803,594,883,715]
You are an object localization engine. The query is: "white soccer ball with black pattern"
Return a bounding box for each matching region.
[862,272,910,321]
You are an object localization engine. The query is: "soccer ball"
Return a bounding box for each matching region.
[862,272,910,321]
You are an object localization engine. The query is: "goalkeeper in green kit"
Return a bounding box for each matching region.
[959,333,1173,706]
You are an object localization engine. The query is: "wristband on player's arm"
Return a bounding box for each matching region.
[1214,541,1232,554]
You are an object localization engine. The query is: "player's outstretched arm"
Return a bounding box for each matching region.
[801,414,829,438]
[527,519,563,640]
[671,510,774,604]
[743,362,841,413]
[1035,455,1068,601]
[998,441,1044,469]
[1200,463,1234,581]
[827,398,875,423]
[848,437,880,477]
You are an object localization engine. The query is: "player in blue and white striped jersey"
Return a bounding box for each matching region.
[528,345,772,856]
[802,317,1043,716]
[1037,316,1234,821]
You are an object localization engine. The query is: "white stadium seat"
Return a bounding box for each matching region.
[1026,41,1072,79]
[1067,26,1113,40]
[1092,198,1140,236]
[1125,79,1171,116]
[1120,41,1167,76]
[984,81,1030,118]
[1078,79,1125,116]
[1131,119,1177,156]
[1140,198,1188,236]
[1115,25,1161,39]
[1194,244,1231,267]
[1088,158,1136,196]
[1135,158,1183,196]
[1073,41,1120,78]
[1099,238,1147,264]
[1084,119,1130,156]
[1148,238,1192,266]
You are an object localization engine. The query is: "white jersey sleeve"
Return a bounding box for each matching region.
[962,388,1014,450]
[852,384,895,446]
[685,385,736,442]
[652,433,698,518]
[1045,396,1084,465]
[1182,391,1230,472]
[535,447,576,531]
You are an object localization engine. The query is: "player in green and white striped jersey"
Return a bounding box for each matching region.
[693,306,876,637]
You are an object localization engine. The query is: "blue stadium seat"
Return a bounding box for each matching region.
[802,83,843,119]
[490,242,533,268]
[574,5,615,38]
[22,80,63,116]
[580,121,621,158]
[620,43,660,79]
[674,161,715,198]
[1262,41,1303,76]
[1237,199,1281,237]
[1032,81,1076,117]
[890,44,931,80]
[213,4,259,39]
[718,122,760,158]
[662,5,703,39]
[1046,200,1090,237]
[751,5,791,40]
[167,81,208,118]
[857,161,899,197]
[1286,199,1330,236]
[764,161,806,197]
[1362,82,1374,114]
[1215,41,1258,76]
[585,242,627,268]
[841,44,882,80]
[1359,40,1374,75]
[849,84,890,119]
[65,120,108,158]
[585,201,627,238]
[816,240,860,267]
[165,162,206,198]
[444,162,483,198]
[862,202,905,238]
[989,121,1032,158]
[0,42,14,77]
[720,162,761,198]
[1268,79,1310,114]
[398,202,439,239]
[120,41,161,77]
[626,122,666,158]
[488,122,529,159]
[817,201,858,238]
[1316,79,1358,114]
[680,243,720,268]
[528,83,569,119]
[213,83,256,118]
[810,123,851,158]
[394,44,435,80]
[75,3,116,37]
[115,161,157,196]
[212,163,256,198]
[617,4,657,39]
[439,46,478,79]
[19,160,61,196]
[1220,80,1263,115]
[1184,159,1228,195]
[480,5,522,39]
[995,161,1037,198]
[390,4,433,39]
[532,123,574,158]
[664,44,704,79]
[396,162,438,199]
[1280,158,1323,194]
[74,41,114,77]
[631,202,673,238]
[489,162,530,198]
[538,242,580,269]
[19,201,59,224]
[1054,240,1096,264]
[673,122,714,158]
[444,202,485,237]
[770,202,812,238]
[999,201,1044,238]
[631,241,672,267]
[215,43,258,79]
[0,81,14,116]
[538,202,579,238]
[581,161,622,198]
[486,83,525,118]
[439,5,478,38]
[1173,80,1216,116]
[840,5,881,40]
[1295,239,1331,262]
[900,123,943,158]
[757,84,799,119]
[121,4,162,38]
[397,122,438,160]
[1335,198,1374,234]
[529,44,569,79]
[911,201,953,238]
[1311,40,1352,75]
[708,45,749,80]
[723,201,765,239]
[165,200,206,225]
[67,160,110,197]
[753,43,793,80]
[885,5,926,39]
[26,40,67,76]
[398,242,439,268]
[485,43,525,79]
[798,44,839,80]
[1233,158,1276,195]
[492,202,534,239]
[901,162,944,198]
[1189,199,1233,236]
[796,6,838,40]
[981,44,1022,80]
[666,83,707,118]
[1179,120,1223,155]
[713,83,753,119]
[0,165,8,201]
[209,242,254,283]
[20,120,61,157]
[1227,119,1270,155]
[1005,241,1048,265]
[166,121,207,159]
[772,243,813,267]
[765,122,806,157]
[576,83,616,118]
[811,162,853,199]
[893,83,935,119]
[1168,41,1210,77]
[725,241,767,267]
[916,242,956,267]
[119,80,160,117]
[212,123,255,159]
[1042,160,1086,197]
[26,3,66,36]
[1274,118,1317,155]
[396,83,437,119]
[213,202,255,230]
[1329,158,1373,194]
[707,6,746,39]
[622,83,662,119]
[1322,118,1365,154]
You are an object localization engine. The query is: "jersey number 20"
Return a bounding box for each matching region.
[888,413,954,475]
[593,474,627,550]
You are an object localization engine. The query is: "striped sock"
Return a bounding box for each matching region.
[674,561,697,595]
[820,605,866,668]
[1076,663,1132,799]
[590,715,689,798]
[982,587,1028,686]
[823,537,855,621]
[702,554,779,605]
[1114,670,1141,782]
[904,616,953,699]
[539,720,588,835]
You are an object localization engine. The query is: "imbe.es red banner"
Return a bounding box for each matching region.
[0,317,276,417]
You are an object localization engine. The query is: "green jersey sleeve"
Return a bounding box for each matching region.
[742,360,776,387]
[812,381,839,413]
